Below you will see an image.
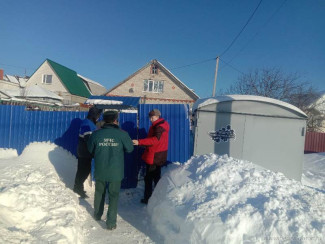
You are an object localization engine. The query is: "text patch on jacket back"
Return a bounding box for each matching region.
[99,138,119,147]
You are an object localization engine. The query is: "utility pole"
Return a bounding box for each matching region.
[212,56,219,97]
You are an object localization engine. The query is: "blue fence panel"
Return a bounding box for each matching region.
[119,112,138,188]
[12,107,28,154]
[0,105,10,148]
[138,104,191,164]
[0,104,191,188]
[52,111,87,156]
[0,105,26,150]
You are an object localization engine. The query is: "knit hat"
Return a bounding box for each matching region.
[148,109,161,117]
[87,107,102,121]
[103,110,118,123]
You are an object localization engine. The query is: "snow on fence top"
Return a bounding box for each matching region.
[84,99,123,105]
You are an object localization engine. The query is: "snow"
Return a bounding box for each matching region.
[6,75,20,84]
[314,94,325,112]
[85,99,123,105]
[149,154,324,243]
[192,95,307,117]
[5,75,27,87]
[77,74,106,88]
[0,142,324,243]
[4,85,63,100]
[302,152,325,191]
[23,86,63,100]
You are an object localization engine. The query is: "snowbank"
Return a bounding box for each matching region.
[0,142,85,243]
[302,152,325,191]
[0,142,324,243]
[0,148,18,159]
[148,154,325,244]
[0,142,158,244]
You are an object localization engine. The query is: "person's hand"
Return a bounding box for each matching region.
[132,140,139,145]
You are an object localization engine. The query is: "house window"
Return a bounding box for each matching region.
[151,64,158,74]
[143,80,164,93]
[154,80,164,92]
[42,74,52,84]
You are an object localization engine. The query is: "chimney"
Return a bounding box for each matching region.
[0,69,3,80]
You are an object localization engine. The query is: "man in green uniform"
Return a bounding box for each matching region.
[87,110,134,230]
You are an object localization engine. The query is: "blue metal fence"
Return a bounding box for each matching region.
[0,105,86,155]
[138,104,191,164]
[0,104,191,188]
[119,112,138,188]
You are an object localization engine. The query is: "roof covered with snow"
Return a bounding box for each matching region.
[77,74,105,88]
[2,85,63,100]
[5,75,27,87]
[193,95,307,117]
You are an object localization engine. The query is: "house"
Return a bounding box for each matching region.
[310,92,325,132]
[0,69,28,90]
[105,59,199,105]
[26,59,107,105]
[0,69,64,108]
[77,74,107,97]
[0,85,64,109]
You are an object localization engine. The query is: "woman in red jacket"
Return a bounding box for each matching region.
[133,109,169,204]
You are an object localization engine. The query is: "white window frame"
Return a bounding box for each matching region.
[42,74,52,84]
[158,80,164,93]
[143,80,164,93]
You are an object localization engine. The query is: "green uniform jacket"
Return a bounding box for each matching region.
[87,123,134,182]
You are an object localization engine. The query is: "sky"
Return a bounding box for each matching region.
[1,0,324,98]
[0,142,324,243]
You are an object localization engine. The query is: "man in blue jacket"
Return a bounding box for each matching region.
[73,106,102,198]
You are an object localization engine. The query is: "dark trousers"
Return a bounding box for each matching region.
[73,157,92,192]
[144,164,161,201]
[94,180,121,228]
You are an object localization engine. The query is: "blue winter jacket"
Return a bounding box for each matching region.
[77,118,97,158]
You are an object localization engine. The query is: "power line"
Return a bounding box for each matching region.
[170,57,216,70]
[219,0,263,57]
[226,0,288,64]
[170,0,263,73]
[0,62,34,73]
[218,0,287,75]
[0,62,25,69]
[219,58,245,75]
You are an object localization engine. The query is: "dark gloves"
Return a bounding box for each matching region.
[148,164,156,172]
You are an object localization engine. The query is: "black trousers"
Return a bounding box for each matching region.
[74,157,92,192]
[144,164,161,201]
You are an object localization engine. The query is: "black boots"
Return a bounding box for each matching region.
[140,198,148,204]
[73,188,89,198]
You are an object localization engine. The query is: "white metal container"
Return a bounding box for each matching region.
[192,95,307,181]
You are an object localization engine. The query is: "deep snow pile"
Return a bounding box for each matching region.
[302,152,325,191]
[0,142,86,243]
[148,154,325,244]
[0,148,18,159]
[0,142,159,244]
[0,142,324,243]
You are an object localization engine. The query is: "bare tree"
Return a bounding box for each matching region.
[227,67,324,132]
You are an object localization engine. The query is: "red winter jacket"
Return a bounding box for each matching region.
[138,118,169,166]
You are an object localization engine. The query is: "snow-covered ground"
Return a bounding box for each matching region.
[0,142,324,243]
